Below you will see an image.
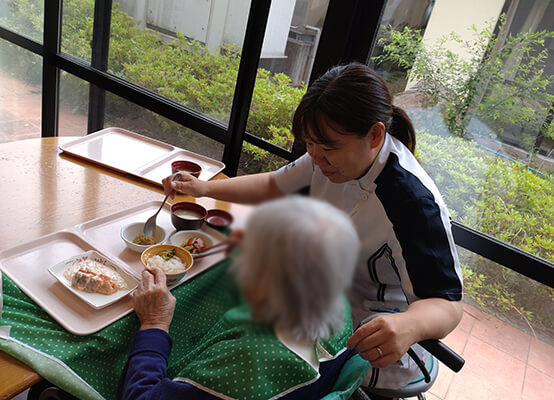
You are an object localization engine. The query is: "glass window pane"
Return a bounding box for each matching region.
[61,0,94,63]
[0,0,43,42]
[107,0,249,125]
[440,246,553,399]
[58,71,89,137]
[237,143,289,176]
[370,0,554,263]
[103,90,224,161]
[240,0,330,173]
[0,39,42,143]
[457,246,553,342]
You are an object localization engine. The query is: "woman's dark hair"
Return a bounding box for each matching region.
[292,62,416,153]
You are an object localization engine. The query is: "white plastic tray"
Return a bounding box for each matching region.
[0,201,228,335]
[59,127,225,185]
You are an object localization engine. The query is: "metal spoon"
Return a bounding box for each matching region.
[143,173,181,237]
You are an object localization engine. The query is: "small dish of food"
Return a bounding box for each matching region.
[171,160,202,177]
[141,244,193,285]
[169,230,214,254]
[48,250,139,309]
[171,202,207,231]
[205,209,233,231]
[121,222,168,253]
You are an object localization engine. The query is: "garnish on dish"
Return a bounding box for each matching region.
[182,237,205,254]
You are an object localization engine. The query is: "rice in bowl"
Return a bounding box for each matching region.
[146,253,187,274]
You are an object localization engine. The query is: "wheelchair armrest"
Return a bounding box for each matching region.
[418,339,465,372]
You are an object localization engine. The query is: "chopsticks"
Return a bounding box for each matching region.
[193,248,227,260]
[192,241,229,260]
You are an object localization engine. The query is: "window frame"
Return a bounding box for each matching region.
[0,0,551,288]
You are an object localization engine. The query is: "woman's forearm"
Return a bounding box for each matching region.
[406,298,463,342]
[201,172,284,204]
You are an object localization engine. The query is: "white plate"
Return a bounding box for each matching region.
[48,250,139,310]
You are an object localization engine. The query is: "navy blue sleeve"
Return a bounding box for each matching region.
[116,329,217,400]
[375,153,462,301]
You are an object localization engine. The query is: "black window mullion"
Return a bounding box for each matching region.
[88,0,113,133]
[452,222,554,288]
[42,0,62,137]
[0,26,43,55]
[244,132,293,161]
[221,0,272,176]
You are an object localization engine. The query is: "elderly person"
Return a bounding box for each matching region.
[117,196,363,400]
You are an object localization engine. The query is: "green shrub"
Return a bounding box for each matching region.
[418,132,554,333]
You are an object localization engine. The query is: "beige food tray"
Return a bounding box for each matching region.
[0,201,228,335]
[59,127,225,185]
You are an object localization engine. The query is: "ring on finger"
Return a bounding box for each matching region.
[376,346,384,359]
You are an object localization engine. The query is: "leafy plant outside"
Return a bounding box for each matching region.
[374,18,554,152]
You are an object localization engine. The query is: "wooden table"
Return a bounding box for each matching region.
[0,137,251,399]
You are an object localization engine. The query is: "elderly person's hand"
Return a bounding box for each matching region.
[162,172,207,199]
[226,229,244,255]
[133,267,176,332]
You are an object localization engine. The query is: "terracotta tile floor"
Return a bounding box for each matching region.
[2,73,553,400]
[427,303,554,400]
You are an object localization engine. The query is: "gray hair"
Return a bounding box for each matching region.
[233,196,360,342]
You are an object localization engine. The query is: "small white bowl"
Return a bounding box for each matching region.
[169,230,214,254]
[120,222,168,253]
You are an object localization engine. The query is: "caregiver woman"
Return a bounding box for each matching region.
[162,62,463,389]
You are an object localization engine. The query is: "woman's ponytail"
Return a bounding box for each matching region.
[390,105,416,154]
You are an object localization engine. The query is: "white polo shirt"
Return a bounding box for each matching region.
[273,133,463,389]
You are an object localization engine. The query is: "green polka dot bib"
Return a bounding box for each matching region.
[0,259,352,400]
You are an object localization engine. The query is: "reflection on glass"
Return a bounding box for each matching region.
[108,1,249,125]
[0,0,43,42]
[0,39,42,143]
[59,72,89,137]
[370,1,553,262]
[104,91,224,162]
[61,0,94,63]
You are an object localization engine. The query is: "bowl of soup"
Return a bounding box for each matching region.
[141,244,193,285]
[205,209,233,231]
[171,202,207,231]
[171,160,202,178]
